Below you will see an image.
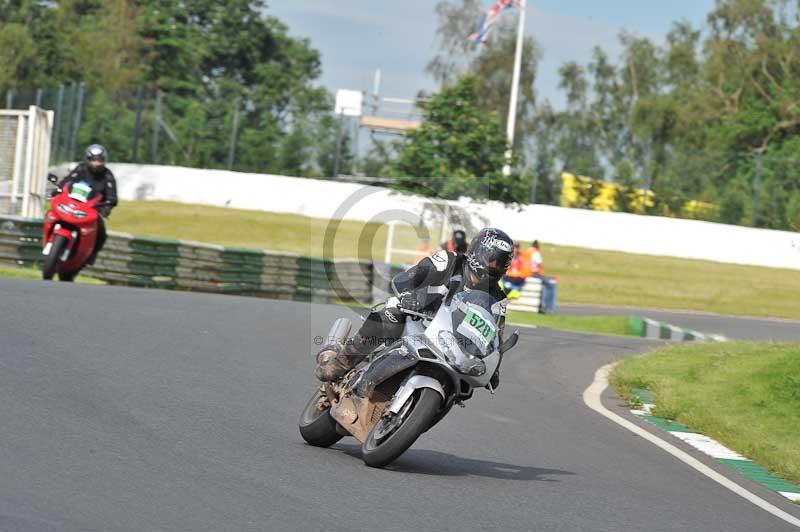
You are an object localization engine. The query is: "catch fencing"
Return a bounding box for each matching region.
[0,107,53,218]
[0,215,373,305]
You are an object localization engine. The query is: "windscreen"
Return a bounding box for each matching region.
[450,290,499,358]
[68,181,93,203]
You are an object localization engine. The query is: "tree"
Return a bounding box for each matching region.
[361,138,399,178]
[612,159,639,213]
[315,114,354,178]
[427,1,541,159]
[394,76,524,203]
[426,0,483,87]
[0,0,341,178]
[528,102,560,204]
[719,179,749,225]
[0,23,39,90]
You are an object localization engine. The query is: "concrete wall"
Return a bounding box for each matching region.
[59,163,800,271]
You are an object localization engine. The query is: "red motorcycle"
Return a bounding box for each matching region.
[41,173,110,281]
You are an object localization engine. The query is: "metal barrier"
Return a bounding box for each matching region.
[0,215,373,304]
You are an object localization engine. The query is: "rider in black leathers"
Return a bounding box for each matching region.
[56,144,118,265]
[316,227,514,389]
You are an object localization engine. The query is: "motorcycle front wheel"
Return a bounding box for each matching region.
[298,387,343,448]
[361,388,442,468]
[42,235,67,280]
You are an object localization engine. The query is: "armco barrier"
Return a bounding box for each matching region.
[0,215,373,304]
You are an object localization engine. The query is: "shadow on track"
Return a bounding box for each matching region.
[332,443,574,481]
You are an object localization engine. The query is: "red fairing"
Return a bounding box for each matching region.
[42,184,104,276]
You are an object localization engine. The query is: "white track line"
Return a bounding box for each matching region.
[669,431,750,461]
[583,361,800,529]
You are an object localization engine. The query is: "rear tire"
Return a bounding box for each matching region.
[42,235,67,280]
[361,388,442,468]
[299,388,343,448]
[59,271,77,282]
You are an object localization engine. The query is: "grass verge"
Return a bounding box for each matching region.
[107,200,800,319]
[611,341,800,485]
[507,310,633,337]
[110,200,421,260]
[0,264,105,284]
[0,264,43,281]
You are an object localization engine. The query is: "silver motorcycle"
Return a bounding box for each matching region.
[299,288,519,468]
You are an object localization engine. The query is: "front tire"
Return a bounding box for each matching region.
[361,388,442,468]
[42,235,67,280]
[298,388,343,448]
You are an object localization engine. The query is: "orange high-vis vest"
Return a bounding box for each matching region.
[506,253,527,278]
[519,248,534,277]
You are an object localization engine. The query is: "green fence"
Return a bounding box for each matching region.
[0,215,373,304]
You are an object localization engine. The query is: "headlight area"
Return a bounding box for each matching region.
[56,203,88,218]
[438,331,486,376]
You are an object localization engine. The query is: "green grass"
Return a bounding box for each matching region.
[110,200,423,261]
[542,244,800,320]
[106,200,800,319]
[0,264,43,280]
[0,264,105,284]
[612,341,800,486]
[507,310,633,337]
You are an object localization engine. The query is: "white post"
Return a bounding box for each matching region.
[21,106,37,217]
[30,109,54,217]
[502,0,527,176]
[439,203,451,245]
[384,221,396,264]
[10,114,26,214]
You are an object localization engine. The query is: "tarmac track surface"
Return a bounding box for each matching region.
[1,278,798,531]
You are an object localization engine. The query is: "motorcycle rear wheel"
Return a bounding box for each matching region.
[361,388,442,468]
[42,235,67,280]
[298,387,343,448]
[59,271,77,282]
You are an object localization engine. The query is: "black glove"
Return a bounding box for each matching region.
[397,291,422,313]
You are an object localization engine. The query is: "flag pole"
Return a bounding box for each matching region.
[502,0,527,176]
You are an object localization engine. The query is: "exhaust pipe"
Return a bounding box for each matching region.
[314,318,355,382]
[325,318,352,347]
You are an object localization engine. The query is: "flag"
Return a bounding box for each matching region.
[467,0,519,46]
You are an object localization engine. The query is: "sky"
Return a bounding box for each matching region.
[269,1,717,110]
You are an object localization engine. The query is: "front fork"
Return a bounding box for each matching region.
[42,224,76,262]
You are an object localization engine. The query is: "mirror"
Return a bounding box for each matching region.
[47,173,58,184]
[498,330,519,355]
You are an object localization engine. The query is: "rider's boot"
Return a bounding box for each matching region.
[315,339,367,382]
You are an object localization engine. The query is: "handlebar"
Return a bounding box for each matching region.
[48,189,113,210]
[399,308,435,320]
